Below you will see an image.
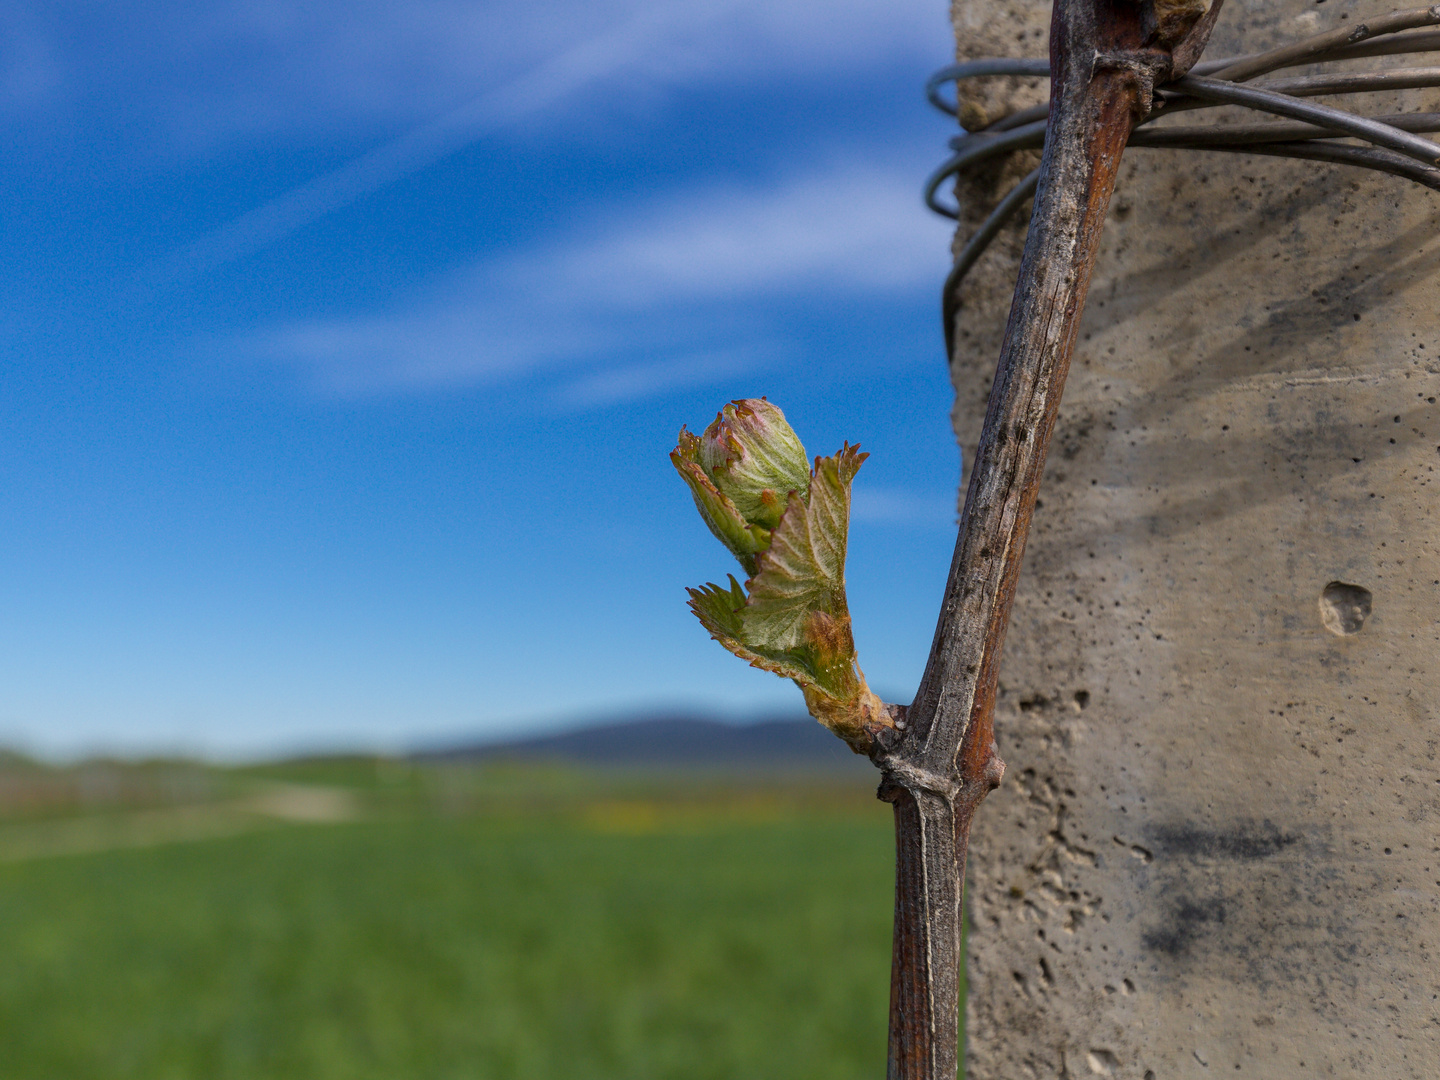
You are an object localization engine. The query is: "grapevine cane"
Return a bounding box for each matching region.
[670,2,1225,1076]
[872,4,1223,1076]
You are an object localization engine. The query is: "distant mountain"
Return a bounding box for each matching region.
[417,715,874,776]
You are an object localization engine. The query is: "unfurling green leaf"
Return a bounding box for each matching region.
[674,402,892,754]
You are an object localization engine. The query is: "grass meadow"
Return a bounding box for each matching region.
[0,756,905,1079]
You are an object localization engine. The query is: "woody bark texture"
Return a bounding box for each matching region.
[878,3,1218,1077]
[947,1,1440,1077]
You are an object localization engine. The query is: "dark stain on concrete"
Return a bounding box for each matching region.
[1148,820,1301,861]
[1142,896,1227,957]
[1139,821,1320,964]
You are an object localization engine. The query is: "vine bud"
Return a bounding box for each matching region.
[697,398,810,530]
[671,398,810,573]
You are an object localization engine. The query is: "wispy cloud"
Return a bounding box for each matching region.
[66,0,948,140]
[121,0,949,278]
[521,166,948,302]
[851,485,957,527]
[146,4,703,281]
[237,158,949,399]
[552,351,760,410]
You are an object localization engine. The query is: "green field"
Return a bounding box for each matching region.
[0,759,902,1079]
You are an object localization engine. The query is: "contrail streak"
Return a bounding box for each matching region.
[143,6,686,285]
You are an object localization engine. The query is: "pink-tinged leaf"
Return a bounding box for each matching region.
[743,443,867,655]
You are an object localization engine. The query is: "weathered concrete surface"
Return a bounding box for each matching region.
[946,2,1440,1076]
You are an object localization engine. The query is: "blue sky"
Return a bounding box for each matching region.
[0,0,967,759]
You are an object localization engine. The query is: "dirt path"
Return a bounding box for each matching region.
[0,783,361,863]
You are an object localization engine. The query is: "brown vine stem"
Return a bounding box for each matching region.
[868,2,1223,1077]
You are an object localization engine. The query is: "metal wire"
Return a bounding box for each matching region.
[1208,6,1440,82]
[929,7,1440,348]
[1319,27,1440,63]
[925,59,1050,116]
[935,62,1440,139]
[983,102,1049,133]
[927,97,1440,218]
[924,27,1440,125]
[1182,139,1440,190]
[1168,75,1440,165]
[923,24,1440,136]
[934,116,1440,296]
[1129,112,1440,147]
[1256,65,1440,97]
[941,168,1041,358]
[924,121,1048,218]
